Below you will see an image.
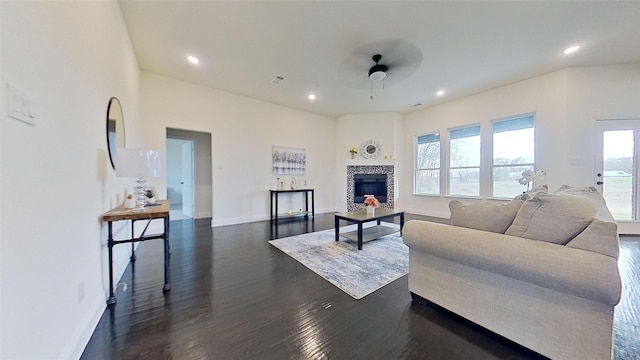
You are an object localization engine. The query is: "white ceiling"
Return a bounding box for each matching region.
[119,1,640,117]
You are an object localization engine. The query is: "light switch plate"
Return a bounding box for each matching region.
[7,83,36,126]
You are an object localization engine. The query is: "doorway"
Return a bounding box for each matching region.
[167,138,195,219]
[595,118,640,233]
[166,128,213,220]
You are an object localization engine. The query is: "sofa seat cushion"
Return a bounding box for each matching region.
[449,200,524,234]
[505,193,597,245]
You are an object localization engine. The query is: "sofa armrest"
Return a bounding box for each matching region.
[402,220,622,306]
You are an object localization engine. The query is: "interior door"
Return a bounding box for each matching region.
[595,119,640,233]
[181,141,195,218]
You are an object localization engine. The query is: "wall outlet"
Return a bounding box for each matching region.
[7,83,37,126]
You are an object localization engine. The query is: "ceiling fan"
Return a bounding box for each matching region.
[368,54,388,82]
[338,40,423,99]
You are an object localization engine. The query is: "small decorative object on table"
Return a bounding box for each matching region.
[145,189,156,204]
[349,146,358,159]
[364,195,380,214]
[124,194,136,209]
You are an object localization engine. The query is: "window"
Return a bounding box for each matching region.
[413,114,536,199]
[449,125,480,196]
[492,115,535,198]
[415,132,440,195]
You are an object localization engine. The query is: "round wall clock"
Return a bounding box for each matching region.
[360,140,381,159]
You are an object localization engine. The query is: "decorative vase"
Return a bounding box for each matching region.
[366,205,375,214]
[124,198,136,209]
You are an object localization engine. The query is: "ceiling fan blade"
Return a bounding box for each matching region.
[337,39,423,90]
[337,51,374,90]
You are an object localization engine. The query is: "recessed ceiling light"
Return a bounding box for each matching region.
[436,90,445,96]
[308,94,316,100]
[187,55,200,64]
[563,45,580,55]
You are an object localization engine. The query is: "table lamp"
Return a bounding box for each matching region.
[115,148,163,211]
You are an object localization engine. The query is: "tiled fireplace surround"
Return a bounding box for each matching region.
[347,165,394,211]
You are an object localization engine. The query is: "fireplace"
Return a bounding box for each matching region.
[347,165,394,211]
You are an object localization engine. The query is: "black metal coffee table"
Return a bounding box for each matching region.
[334,208,405,250]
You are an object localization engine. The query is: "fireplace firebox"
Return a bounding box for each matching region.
[353,174,387,203]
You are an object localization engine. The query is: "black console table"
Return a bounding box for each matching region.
[270,189,315,225]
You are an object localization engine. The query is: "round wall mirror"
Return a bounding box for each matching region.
[106,97,125,169]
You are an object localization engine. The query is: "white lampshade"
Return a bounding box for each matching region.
[115,148,163,178]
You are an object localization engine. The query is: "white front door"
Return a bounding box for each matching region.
[181,140,195,218]
[595,118,640,234]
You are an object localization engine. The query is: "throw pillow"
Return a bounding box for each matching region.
[505,193,597,245]
[449,200,524,234]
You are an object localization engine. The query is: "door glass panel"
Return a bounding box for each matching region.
[602,130,635,220]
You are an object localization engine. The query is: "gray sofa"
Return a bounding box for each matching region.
[403,186,622,360]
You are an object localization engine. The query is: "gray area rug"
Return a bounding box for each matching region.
[269,223,407,299]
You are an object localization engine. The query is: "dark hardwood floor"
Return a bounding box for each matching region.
[81,214,639,360]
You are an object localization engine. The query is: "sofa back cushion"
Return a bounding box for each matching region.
[554,185,614,222]
[505,193,597,245]
[450,200,524,234]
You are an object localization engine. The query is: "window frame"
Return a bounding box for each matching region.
[490,113,536,199]
[412,114,536,200]
[448,124,481,197]
[414,131,442,195]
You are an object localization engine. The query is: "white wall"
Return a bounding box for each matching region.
[565,64,640,184]
[566,64,640,233]
[0,2,141,359]
[402,64,640,219]
[139,72,337,226]
[335,113,402,210]
[403,69,569,217]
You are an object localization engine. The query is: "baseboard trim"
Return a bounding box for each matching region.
[404,207,450,219]
[195,211,212,219]
[60,294,106,359]
[211,209,337,227]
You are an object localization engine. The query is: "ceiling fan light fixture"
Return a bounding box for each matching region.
[369,68,387,81]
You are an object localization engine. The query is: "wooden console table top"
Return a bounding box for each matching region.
[101,200,170,222]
